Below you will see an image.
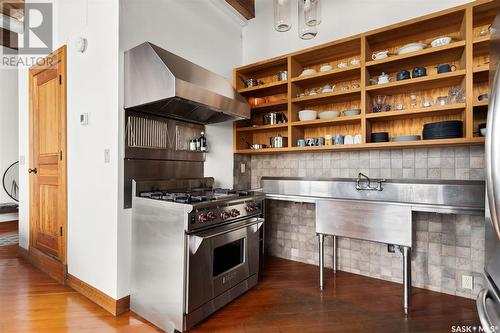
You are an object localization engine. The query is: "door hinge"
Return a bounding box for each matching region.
[59,75,62,85]
[59,150,63,160]
[59,226,63,237]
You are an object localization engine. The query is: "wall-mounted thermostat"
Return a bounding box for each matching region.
[80,113,89,126]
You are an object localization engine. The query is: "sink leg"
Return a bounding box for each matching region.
[403,246,411,315]
[332,235,337,275]
[318,233,325,290]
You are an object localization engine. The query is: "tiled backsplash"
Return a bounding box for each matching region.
[234,146,486,299]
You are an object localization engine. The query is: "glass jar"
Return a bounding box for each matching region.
[298,0,318,39]
[273,0,292,32]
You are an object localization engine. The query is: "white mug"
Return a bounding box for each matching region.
[354,134,362,144]
[344,135,354,145]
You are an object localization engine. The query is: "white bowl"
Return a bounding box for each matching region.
[396,43,427,55]
[319,111,340,119]
[431,37,452,48]
[298,110,317,121]
[343,109,361,116]
[480,128,487,136]
[299,68,317,77]
[320,65,333,72]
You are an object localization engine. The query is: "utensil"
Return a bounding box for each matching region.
[247,97,266,106]
[369,72,391,85]
[344,135,354,145]
[396,70,411,81]
[392,135,421,142]
[436,64,456,74]
[435,96,449,106]
[334,134,344,145]
[343,109,361,116]
[396,42,427,55]
[431,37,452,48]
[270,135,288,148]
[244,78,263,87]
[277,70,288,81]
[394,101,405,111]
[421,98,433,108]
[320,64,333,72]
[412,67,427,78]
[319,111,340,119]
[372,50,389,60]
[263,112,288,125]
[479,93,489,101]
[298,110,317,121]
[300,68,317,77]
[337,62,348,69]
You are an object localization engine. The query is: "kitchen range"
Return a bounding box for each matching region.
[131,178,265,332]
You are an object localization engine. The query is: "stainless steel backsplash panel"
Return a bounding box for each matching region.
[261,177,485,209]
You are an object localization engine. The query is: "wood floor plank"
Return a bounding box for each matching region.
[0,233,479,332]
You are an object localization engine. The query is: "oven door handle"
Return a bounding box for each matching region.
[189,218,264,255]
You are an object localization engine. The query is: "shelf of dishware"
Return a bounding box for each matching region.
[232,0,498,154]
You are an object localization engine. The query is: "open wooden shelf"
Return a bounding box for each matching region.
[291,115,361,127]
[236,123,288,132]
[366,70,466,94]
[233,1,495,154]
[366,104,466,121]
[291,66,361,84]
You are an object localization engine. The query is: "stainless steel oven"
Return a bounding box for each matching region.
[186,217,263,318]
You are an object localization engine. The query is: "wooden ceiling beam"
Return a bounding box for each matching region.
[0,0,24,20]
[225,0,255,20]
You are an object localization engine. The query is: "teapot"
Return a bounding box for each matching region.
[369,72,392,85]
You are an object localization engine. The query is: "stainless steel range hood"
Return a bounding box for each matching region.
[124,42,250,124]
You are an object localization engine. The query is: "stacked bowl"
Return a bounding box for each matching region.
[423,121,463,140]
[371,132,389,143]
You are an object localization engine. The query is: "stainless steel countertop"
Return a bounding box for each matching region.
[261,177,485,215]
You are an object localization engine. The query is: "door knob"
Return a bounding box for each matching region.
[28,168,37,174]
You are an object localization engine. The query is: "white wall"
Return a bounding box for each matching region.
[242,0,473,64]
[0,47,19,204]
[118,0,243,297]
[18,0,121,298]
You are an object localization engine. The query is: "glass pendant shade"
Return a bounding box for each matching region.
[298,0,318,39]
[304,0,321,26]
[273,0,292,32]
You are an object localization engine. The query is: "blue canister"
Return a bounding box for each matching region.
[334,134,344,145]
[412,67,427,78]
[396,70,410,81]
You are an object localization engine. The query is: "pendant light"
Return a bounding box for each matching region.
[304,0,321,26]
[298,0,317,39]
[273,0,292,32]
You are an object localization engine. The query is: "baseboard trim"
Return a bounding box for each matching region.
[66,274,130,316]
[18,246,66,284]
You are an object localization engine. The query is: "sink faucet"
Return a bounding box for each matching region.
[356,173,386,191]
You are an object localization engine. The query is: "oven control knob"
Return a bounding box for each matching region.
[245,203,256,212]
[230,209,240,217]
[206,212,217,221]
[221,211,231,220]
[198,214,208,223]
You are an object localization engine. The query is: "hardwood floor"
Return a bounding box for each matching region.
[0,239,479,332]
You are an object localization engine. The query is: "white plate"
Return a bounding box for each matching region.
[431,37,452,48]
[396,43,427,55]
[319,65,333,72]
[299,68,317,77]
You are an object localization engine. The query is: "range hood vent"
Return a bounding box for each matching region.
[124,42,250,124]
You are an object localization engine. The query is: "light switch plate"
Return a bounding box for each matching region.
[462,275,473,290]
[80,113,89,126]
[240,163,246,173]
[104,149,110,163]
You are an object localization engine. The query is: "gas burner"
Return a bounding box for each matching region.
[191,187,212,193]
[190,195,209,203]
[213,188,237,195]
[238,190,250,196]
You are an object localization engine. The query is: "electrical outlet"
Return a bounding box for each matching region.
[462,275,473,290]
[240,163,246,173]
[388,244,396,253]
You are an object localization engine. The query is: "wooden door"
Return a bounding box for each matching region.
[29,46,67,263]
